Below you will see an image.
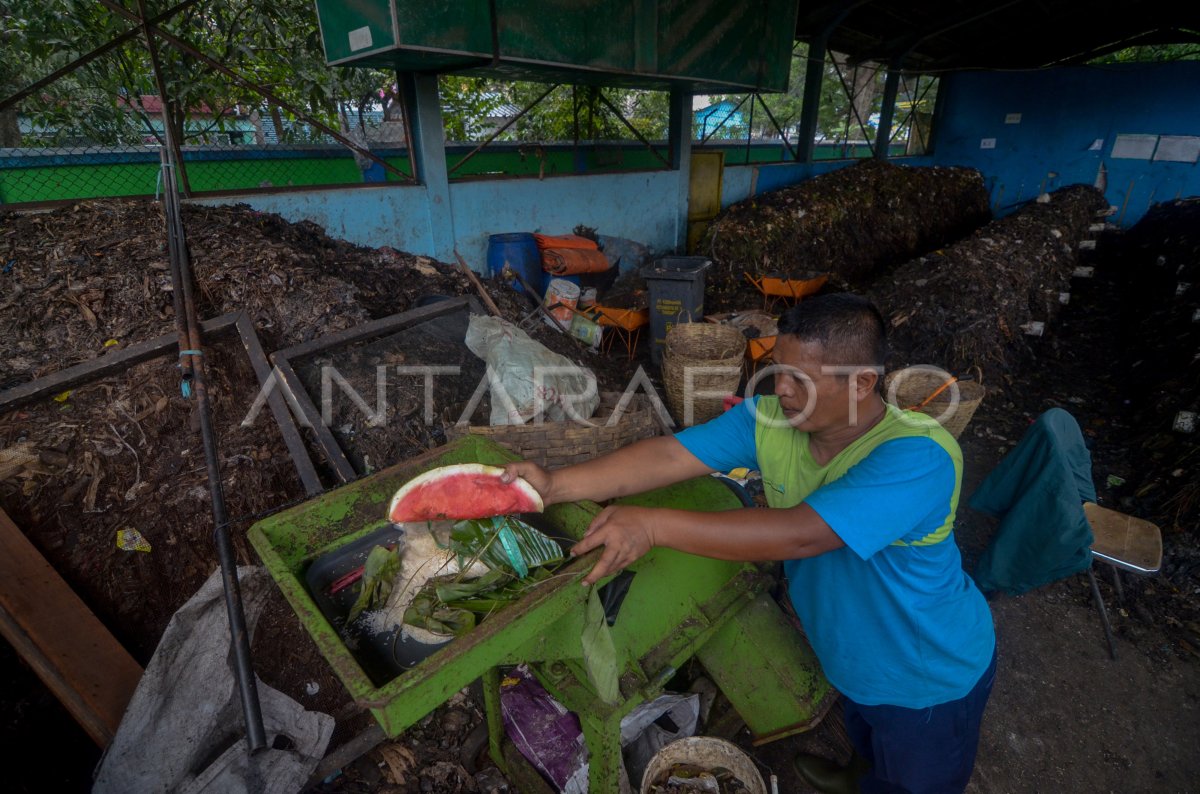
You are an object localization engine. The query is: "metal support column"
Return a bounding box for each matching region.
[401,72,456,263]
[795,37,827,163]
[669,87,693,252]
[873,61,903,161]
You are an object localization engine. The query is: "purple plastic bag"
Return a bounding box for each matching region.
[500,665,589,793]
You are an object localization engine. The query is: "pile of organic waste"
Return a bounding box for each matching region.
[701,160,991,312]
[869,184,1108,382]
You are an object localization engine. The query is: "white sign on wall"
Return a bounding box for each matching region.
[980,138,997,149]
[1004,113,1022,124]
[1153,136,1200,164]
[1111,134,1159,160]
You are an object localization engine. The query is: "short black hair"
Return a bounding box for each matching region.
[777,293,887,368]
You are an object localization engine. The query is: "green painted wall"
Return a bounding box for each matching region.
[0,143,899,205]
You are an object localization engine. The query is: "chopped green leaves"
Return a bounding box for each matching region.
[348,544,401,623]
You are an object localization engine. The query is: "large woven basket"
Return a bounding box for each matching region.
[883,367,985,439]
[662,322,746,426]
[444,391,660,469]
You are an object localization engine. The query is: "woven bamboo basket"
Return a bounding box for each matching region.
[662,322,747,426]
[883,367,985,439]
[444,391,660,469]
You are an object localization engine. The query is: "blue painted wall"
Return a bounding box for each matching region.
[193,156,932,267]
[194,183,436,253]
[930,61,1200,225]
[448,171,681,266]
[195,169,684,267]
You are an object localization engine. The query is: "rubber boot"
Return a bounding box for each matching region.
[793,752,870,794]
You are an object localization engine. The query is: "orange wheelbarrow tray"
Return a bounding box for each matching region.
[705,313,776,363]
[747,335,776,362]
[592,304,650,331]
[744,272,829,300]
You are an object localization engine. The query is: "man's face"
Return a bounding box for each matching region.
[771,336,855,433]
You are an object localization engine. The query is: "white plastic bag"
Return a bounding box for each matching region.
[465,315,599,425]
[620,693,701,786]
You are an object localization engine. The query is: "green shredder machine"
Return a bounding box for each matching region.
[249,436,833,791]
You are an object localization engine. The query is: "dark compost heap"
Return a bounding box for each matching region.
[701,160,991,312]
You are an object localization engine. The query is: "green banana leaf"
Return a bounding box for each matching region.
[450,516,564,577]
[581,585,620,705]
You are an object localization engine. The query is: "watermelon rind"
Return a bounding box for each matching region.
[387,463,544,523]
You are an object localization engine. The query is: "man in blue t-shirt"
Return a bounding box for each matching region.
[503,294,996,793]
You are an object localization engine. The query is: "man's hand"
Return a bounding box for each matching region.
[500,461,556,505]
[571,505,658,586]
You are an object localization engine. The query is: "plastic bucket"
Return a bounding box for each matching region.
[641,256,713,366]
[639,736,768,794]
[488,232,542,295]
[568,312,602,347]
[543,278,581,330]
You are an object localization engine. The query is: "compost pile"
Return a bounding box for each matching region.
[701,161,991,312]
[0,201,467,389]
[870,184,1107,381]
[1108,199,1200,536]
[0,339,326,672]
[0,200,613,694]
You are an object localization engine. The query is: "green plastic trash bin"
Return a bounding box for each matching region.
[641,256,713,366]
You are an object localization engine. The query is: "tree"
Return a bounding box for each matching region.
[1090,43,1200,64]
[439,76,506,142]
[1,0,395,148]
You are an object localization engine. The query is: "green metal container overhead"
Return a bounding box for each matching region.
[314,0,799,92]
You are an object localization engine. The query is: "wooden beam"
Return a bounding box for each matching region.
[0,508,143,746]
[0,313,239,413]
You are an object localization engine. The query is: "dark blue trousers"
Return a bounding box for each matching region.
[843,648,997,794]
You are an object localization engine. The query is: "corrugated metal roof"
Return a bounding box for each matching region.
[794,1,1200,70]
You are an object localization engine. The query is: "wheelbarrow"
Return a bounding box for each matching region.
[249,436,833,791]
[744,272,828,312]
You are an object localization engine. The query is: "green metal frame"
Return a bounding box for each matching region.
[249,435,832,790]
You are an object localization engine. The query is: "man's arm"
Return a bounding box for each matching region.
[571,502,844,585]
[500,435,713,506]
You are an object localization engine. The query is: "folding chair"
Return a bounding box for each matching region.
[1082,502,1163,661]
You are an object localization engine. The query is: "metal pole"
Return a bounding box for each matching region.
[594,90,671,168]
[873,61,902,161]
[754,94,796,161]
[698,93,750,145]
[830,56,876,156]
[448,83,558,176]
[158,150,268,754]
[137,0,191,196]
[794,37,827,163]
[159,150,193,389]
[744,94,755,165]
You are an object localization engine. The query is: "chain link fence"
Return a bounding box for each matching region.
[1,2,414,208]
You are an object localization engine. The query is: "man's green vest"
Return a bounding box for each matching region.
[752,397,963,547]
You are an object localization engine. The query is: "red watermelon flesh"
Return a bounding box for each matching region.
[387,463,544,523]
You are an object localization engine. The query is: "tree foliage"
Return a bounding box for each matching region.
[1090,43,1200,64]
[1,0,394,147]
[3,2,942,153]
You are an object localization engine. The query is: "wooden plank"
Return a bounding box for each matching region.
[272,297,474,362]
[0,508,143,746]
[233,313,324,496]
[0,313,240,412]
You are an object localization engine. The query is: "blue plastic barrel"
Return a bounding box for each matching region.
[487,233,542,295]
